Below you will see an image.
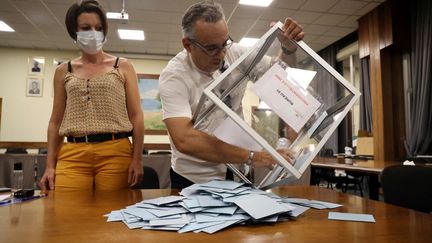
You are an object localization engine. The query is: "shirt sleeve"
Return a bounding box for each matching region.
[159,69,192,120]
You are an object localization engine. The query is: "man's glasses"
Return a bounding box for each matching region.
[189,36,233,56]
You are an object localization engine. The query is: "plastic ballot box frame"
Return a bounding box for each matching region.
[192,22,361,189]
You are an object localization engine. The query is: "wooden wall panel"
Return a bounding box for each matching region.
[357,0,407,161]
[358,18,370,58]
[0,98,2,133]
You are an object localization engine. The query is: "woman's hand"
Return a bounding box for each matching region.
[128,159,143,187]
[39,167,56,190]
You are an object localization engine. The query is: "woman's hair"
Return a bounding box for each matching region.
[65,0,108,40]
[181,1,225,39]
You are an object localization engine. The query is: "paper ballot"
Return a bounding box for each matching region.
[213,116,262,151]
[252,63,321,133]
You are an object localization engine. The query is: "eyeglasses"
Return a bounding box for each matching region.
[189,36,233,56]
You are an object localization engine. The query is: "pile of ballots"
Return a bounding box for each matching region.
[106,180,341,234]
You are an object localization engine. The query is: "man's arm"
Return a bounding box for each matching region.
[164,117,278,168]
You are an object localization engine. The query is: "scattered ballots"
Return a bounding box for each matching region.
[106,180,341,234]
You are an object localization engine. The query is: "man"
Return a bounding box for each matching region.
[29,81,40,94]
[32,61,41,72]
[159,1,304,189]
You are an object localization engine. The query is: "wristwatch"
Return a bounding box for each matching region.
[281,45,295,55]
[245,151,255,166]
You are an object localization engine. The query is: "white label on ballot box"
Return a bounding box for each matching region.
[252,63,321,133]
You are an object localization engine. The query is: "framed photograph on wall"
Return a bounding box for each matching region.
[28,56,45,75]
[26,78,43,97]
[137,74,167,135]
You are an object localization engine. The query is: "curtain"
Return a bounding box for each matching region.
[359,58,373,133]
[315,45,338,154]
[406,0,432,157]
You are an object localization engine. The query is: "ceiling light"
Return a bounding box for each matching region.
[118,29,145,40]
[0,20,15,32]
[107,0,129,24]
[107,12,129,21]
[257,101,270,110]
[239,0,273,7]
[239,37,259,47]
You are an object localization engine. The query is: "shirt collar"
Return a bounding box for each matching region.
[186,52,219,78]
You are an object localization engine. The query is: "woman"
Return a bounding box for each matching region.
[39,0,144,190]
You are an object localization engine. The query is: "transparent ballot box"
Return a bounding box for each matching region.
[192,22,361,189]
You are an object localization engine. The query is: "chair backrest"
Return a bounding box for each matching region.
[132,166,160,189]
[380,165,432,213]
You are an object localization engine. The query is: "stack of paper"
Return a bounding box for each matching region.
[106,180,310,234]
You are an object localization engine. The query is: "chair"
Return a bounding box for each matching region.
[342,172,364,197]
[132,166,160,189]
[380,165,432,213]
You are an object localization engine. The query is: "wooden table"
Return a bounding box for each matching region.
[311,157,400,200]
[1,186,431,243]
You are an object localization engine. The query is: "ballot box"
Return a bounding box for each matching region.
[193,22,360,189]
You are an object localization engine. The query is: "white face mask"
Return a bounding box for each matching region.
[76,30,106,54]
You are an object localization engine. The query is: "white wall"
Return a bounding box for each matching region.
[0,47,169,143]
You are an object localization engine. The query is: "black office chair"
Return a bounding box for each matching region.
[132,166,160,189]
[312,148,336,186]
[341,172,364,197]
[380,165,432,213]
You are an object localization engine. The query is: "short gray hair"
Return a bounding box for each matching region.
[181,1,225,39]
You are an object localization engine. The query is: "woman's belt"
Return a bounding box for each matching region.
[67,131,132,143]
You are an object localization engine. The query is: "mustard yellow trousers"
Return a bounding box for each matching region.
[55,138,133,190]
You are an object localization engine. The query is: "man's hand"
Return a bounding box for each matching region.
[277,148,296,164]
[282,17,304,41]
[250,151,278,170]
[272,17,304,54]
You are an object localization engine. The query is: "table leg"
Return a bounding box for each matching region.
[368,174,379,200]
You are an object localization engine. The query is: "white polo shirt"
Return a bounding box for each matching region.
[159,43,248,183]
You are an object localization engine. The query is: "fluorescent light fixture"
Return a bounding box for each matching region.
[239,0,273,7]
[107,12,129,20]
[118,29,145,40]
[257,101,270,110]
[239,37,259,47]
[0,20,15,32]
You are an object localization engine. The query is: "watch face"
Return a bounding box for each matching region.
[194,22,360,189]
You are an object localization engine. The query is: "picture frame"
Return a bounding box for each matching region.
[28,56,45,75]
[26,78,43,97]
[137,74,167,135]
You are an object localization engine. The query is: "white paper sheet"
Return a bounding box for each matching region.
[252,63,321,132]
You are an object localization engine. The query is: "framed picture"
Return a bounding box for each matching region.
[28,56,45,75]
[137,74,167,135]
[53,58,70,67]
[26,78,43,97]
